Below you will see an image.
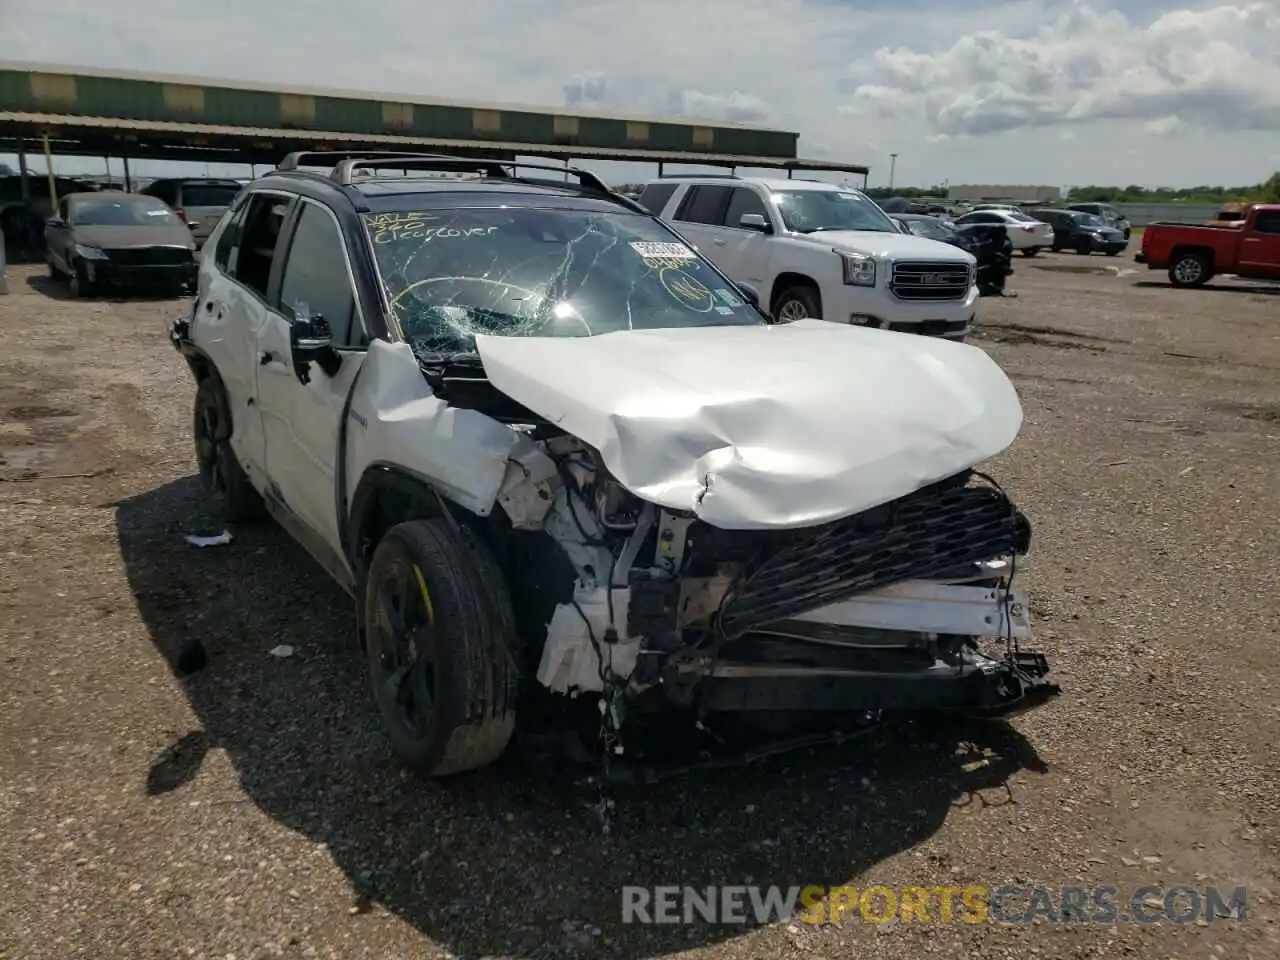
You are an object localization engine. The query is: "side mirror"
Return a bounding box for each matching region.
[739,213,771,233]
[289,313,342,384]
[46,216,65,228]
[735,282,761,309]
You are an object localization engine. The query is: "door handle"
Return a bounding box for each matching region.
[712,237,727,246]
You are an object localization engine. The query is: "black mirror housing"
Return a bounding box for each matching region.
[289,314,341,383]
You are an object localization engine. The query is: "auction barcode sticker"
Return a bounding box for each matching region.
[630,241,697,260]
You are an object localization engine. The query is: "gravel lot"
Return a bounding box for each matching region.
[1,253,1278,960]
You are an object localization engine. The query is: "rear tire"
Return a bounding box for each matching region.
[1022,247,1040,258]
[1168,252,1212,288]
[363,518,519,776]
[193,376,267,523]
[771,284,822,323]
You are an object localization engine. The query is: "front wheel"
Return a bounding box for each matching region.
[771,284,822,323]
[1168,252,1212,288]
[67,261,94,298]
[1021,247,1041,258]
[364,518,519,776]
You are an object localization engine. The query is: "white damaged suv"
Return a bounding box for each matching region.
[639,175,979,340]
[170,152,1058,781]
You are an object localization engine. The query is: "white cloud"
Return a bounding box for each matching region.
[848,1,1280,137]
[0,0,1277,187]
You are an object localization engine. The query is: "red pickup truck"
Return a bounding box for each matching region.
[1136,203,1280,287]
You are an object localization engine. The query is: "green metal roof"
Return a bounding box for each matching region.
[0,61,800,165]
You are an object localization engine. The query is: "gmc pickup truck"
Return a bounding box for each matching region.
[1136,203,1280,287]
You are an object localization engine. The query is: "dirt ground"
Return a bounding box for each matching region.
[1,252,1278,960]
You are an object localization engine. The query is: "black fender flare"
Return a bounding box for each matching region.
[344,463,457,582]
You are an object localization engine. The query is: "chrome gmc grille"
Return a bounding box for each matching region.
[890,260,970,301]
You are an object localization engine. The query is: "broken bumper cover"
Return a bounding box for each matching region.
[538,576,1061,720]
[662,649,1060,718]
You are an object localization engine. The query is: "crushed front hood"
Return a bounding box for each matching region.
[474,320,1023,530]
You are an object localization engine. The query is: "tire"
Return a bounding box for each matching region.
[193,376,267,523]
[67,261,94,298]
[1168,252,1212,288]
[771,284,822,323]
[1105,250,1120,257]
[363,518,519,776]
[1075,240,1092,256]
[1021,247,1040,258]
[47,260,60,280]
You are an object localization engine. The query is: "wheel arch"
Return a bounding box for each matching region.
[1169,244,1216,271]
[180,344,217,385]
[770,271,821,312]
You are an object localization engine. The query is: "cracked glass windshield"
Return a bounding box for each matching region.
[771,189,899,234]
[365,206,763,357]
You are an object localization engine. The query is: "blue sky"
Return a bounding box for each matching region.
[2,0,1278,188]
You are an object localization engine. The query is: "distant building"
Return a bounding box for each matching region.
[947,185,1062,203]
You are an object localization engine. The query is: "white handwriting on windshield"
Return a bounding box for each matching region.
[369,213,500,245]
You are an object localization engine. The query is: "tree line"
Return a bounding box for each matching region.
[610,172,1280,205]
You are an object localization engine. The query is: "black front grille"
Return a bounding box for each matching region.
[106,246,193,266]
[887,318,969,338]
[718,481,1028,637]
[890,260,970,301]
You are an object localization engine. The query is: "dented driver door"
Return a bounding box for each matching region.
[254,200,366,563]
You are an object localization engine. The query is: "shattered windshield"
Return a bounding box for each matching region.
[771,189,899,234]
[365,206,763,357]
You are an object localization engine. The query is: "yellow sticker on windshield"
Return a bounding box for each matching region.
[660,267,715,312]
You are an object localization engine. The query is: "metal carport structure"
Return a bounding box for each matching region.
[0,60,870,180]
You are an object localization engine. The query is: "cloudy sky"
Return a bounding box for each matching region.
[2,0,1278,188]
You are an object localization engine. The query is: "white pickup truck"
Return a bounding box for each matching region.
[639,176,979,340]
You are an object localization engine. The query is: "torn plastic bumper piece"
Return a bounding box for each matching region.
[169,317,192,352]
[665,649,1060,718]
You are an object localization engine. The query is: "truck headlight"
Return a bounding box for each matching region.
[837,251,876,286]
[74,244,109,261]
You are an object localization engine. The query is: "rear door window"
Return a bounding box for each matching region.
[674,185,732,225]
